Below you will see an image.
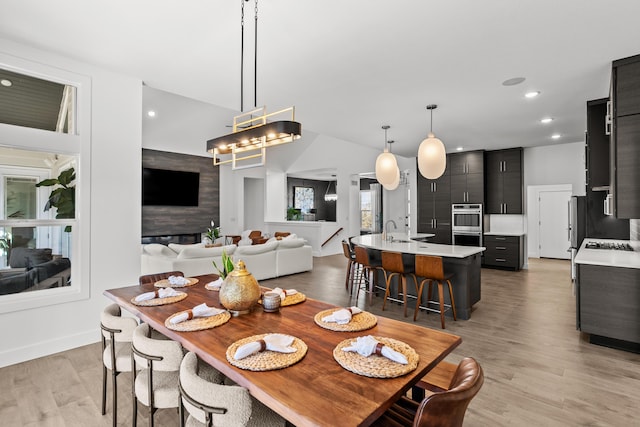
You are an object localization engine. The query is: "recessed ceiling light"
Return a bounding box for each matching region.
[525,91,540,98]
[147,110,156,117]
[456,147,463,151]
[0,79,12,87]
[540,117,553,124]
[502,77,526,86]
[551,133,561,139]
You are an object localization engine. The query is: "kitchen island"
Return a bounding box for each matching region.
[575,238,640,352]
[351,233,485,319]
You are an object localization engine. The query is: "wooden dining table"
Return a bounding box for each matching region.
[104,273,461,427]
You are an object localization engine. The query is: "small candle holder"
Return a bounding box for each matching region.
[262,292,281,313]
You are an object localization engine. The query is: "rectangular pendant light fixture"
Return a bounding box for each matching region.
[207,106,302,170]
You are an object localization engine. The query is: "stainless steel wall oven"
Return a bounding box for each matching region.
[452,204,483,246]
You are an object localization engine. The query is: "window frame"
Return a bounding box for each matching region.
[0,53,91,313]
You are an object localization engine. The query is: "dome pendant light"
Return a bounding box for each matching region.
[375,125,399,187]
[417,104,447,179]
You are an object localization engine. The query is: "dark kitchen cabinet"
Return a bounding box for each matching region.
[586,98,611,189]
[611,54,640,218]
[485,148,523,214]
[482,234,523,270]
[417,157,451,244]
[577,263,640,347]
[449,151,484,204]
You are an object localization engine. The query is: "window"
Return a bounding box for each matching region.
[360,190,372,231]
[0,54,90,313]
[293,186,314,214]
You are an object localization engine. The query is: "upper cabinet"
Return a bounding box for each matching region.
[449,150,484,204]
[611,55,640,218]
[485,148,523,214]
[586,99,611,190]
[416,156,452,244]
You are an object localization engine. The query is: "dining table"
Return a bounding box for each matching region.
[104,273,462,427]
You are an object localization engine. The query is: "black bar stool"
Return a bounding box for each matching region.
[341,239,357,294]
[381,251,417,318]
[353,245,384,304]
[414,254,457,328]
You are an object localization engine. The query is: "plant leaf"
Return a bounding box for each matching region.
[35,178,59,187]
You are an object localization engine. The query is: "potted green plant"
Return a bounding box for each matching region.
[212,249,234,279]
[36,167,75,232]
[0,231,10,258]
[205,220,220,244]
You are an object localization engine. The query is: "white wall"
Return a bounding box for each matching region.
[523,141,586,262]
[0,39,142,367]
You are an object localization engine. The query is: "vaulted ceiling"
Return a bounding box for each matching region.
[2,1,640,157]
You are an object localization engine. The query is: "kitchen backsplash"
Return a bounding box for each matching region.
[630,219,639,241]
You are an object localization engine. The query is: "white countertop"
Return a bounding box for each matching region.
[575,238,640,269]
[351,234,485,258]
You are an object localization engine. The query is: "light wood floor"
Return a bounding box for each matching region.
[2,256,639,426]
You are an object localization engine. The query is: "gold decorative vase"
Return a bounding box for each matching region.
[219,260,260,316]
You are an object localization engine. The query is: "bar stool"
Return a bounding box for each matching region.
[381,251,417,318]
[341,240,357,294]
[414,254,457,329]
[353,245,384,305]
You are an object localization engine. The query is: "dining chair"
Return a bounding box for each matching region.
[179,352,286,427]
[100,304,138,427]
[372,357,484,427]
[414,254,456,328]
[138,270,184,286]
[131,322,184,427]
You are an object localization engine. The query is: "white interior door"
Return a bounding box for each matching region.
[539,190,571,259]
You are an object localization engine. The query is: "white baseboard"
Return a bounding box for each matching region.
[0,328,99,368]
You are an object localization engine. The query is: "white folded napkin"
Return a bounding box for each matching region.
[170,303,226,324]
[168,275,189,286]
[270,287,298,301]
[135,287,180,302]
[233,333,297,360]
[321,306,363,324]
[342,335,408,365]
[207,277,224,289]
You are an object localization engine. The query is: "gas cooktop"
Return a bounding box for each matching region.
[585,241,635,251]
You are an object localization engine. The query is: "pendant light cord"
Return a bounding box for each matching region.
[240,0,245,112]
[254,0,258,108]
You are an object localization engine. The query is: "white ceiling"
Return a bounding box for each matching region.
[2,1,640,157]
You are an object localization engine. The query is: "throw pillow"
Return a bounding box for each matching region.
[168,242,205,253]
[143,243,177,258]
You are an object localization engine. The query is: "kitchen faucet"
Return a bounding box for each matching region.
[384,220,397,241]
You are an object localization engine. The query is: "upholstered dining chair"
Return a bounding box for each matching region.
[179,352,286,427]
[101,304,138,427]
[131,323,184,427]
[372,357,484,427]
[139,270,184,286]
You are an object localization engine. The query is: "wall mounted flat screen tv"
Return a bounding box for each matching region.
[142,168,199,206]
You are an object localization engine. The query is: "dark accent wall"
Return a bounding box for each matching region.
[142,149,219,237]
[287,177,336,222]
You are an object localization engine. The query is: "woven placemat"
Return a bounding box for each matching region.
[226,334,308,371]
[164,310,231,332]
[333,336,419,378]
[154,277,199,288]
[204,283,221,291]
[314,309,377,332]
[259,292,306,307]
[130,292,187,307]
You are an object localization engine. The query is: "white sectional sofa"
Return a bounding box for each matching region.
[140,237,313,281]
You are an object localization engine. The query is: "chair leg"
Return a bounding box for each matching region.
[401,275,408,317]
[101,365,107,415]
[437,281,446,329]
[111,369,117,427]
[414,279,426,321]
[447,279,457,321]
[382,272,394,311]
[344,259,352,291]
